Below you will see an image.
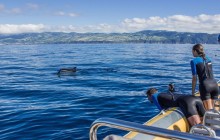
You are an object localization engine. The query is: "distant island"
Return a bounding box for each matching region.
[0,30,219,45]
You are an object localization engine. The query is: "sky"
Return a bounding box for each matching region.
[0,0,220,34]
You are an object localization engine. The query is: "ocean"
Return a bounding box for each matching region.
[0,44,219,139]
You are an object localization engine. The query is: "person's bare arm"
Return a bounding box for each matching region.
[192,75,197,95]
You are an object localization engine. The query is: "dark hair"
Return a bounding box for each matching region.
[192,44,206,60]
[146,88,157,96]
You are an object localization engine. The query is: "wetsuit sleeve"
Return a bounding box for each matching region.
[152,93,163,111]
[190,60,197,75]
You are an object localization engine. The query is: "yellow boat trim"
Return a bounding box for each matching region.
[166,117,189,132]
[125,108,179,139]
[152,117,190,140]
[145,108,178,125]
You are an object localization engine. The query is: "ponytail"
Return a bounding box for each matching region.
[192,44,206,60]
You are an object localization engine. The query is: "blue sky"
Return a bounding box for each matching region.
[0,0,220,34]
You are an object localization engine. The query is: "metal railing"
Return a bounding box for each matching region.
[90,117,220,140]
[214,99,220,110]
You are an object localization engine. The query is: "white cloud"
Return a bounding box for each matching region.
[0,24,45,34]
[0,14,220,34]
[55,11,78,17]
[55,11,65,16]
[68,13,78,17]
[0,3,38,15]
[120,14,220,33]
[0,4,22,14]
[46,24,121,33]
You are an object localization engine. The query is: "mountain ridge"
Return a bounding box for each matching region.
[0,30,219,45]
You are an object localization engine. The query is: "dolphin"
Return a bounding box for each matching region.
[57,67,77,75]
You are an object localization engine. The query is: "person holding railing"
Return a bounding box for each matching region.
[190,44,219,110]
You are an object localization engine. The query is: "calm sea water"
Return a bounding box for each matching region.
[0,44,219,140]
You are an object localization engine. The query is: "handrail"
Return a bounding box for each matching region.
[90,117,220,140]
[214,99,220,110]
[190,124,216,137]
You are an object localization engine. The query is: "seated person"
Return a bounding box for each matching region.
[146,87,206,127]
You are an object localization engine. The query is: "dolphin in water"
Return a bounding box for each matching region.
[57,67,117,76]
[57,67,77,75]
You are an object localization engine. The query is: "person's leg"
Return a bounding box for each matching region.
[187,115,201,126]
[195,97,206,123]
[201,79,219,110]
[202,96,217,110]
[210,86,219,110]
[212,99,215,109]
[203,99,213,110]
[199,85,213,110]
[177,96,202,127]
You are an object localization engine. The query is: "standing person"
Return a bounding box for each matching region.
[146,88,206,126]
[190,44,219,110]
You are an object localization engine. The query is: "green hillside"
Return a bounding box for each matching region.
[0,30,219,45]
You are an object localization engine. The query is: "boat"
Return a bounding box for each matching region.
[90,83,220,140]
[124,107,189,139]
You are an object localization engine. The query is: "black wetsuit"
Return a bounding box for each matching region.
[155,93,179,109]
[152,93,205,118]
[191,56,219,100]
[176,95,205,118]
